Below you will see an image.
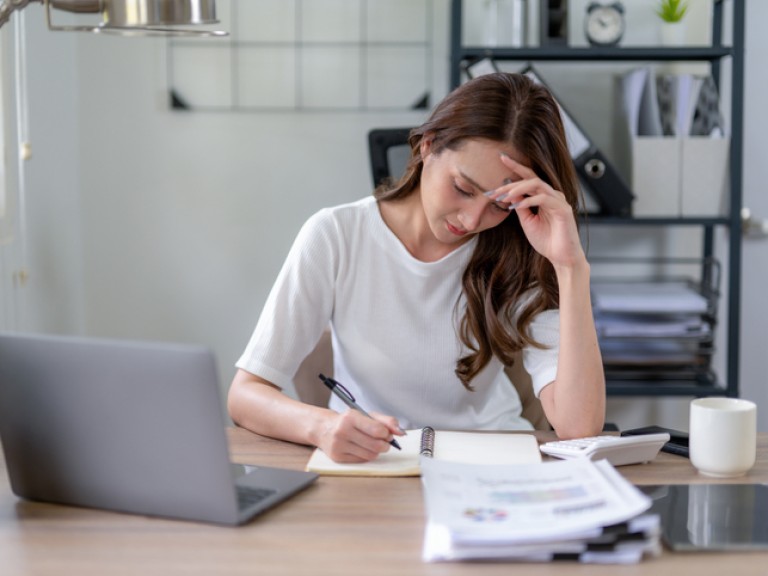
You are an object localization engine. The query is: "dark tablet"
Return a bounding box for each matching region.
[642,484,768,551]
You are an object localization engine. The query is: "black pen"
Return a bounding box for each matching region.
[318,373,402,450]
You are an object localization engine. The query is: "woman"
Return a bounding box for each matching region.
[228,73,605,463]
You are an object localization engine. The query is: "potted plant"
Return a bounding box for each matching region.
[656,0,689,22]
[656,0,689,45]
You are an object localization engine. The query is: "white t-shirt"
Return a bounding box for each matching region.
[236,196,559,431]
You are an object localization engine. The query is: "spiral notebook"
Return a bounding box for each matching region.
[305,427,541,477]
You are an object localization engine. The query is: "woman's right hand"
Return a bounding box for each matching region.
[228,369,404,463]
[315,409,404,463]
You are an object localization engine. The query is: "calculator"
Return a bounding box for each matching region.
[539,433,671,467]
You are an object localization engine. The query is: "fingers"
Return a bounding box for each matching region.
[499,152,537,180]
[370,412,408,437]
[484,184,524,211]
[486,178,562,214]
[322,410,401,463]
[485,154,566,212]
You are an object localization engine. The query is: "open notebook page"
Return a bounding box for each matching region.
[305,430,541,477]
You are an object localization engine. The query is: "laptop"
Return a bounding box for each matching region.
[0,332,318,526]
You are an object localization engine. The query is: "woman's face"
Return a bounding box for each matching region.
[419,137,525,246]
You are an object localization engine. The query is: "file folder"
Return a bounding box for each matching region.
[522,65,635,217]
[573,145,635,216]
[464,59,634,216]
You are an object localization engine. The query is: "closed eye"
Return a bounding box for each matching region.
[454,182,473,198]
[455,180,510,213]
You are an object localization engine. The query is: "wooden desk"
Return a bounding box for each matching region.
[1,430,767,576]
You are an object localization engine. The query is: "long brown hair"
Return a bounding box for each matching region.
[374,72,580,389]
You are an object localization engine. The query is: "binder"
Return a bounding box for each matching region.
[522,66,635,217]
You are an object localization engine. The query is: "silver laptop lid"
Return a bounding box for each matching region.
[0,332,316,525]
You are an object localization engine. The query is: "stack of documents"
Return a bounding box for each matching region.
[421,458,660,564]
[592,281,709,315]
[591,280,714,372]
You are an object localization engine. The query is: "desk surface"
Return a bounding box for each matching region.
[1,429,767,576]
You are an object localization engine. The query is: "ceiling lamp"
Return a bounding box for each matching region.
[0,0,228,36]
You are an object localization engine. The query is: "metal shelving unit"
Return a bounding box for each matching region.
[449,0,744,399]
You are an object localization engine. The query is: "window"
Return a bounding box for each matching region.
[167,0,434,112]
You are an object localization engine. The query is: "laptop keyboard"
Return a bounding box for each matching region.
[236,486,277,510]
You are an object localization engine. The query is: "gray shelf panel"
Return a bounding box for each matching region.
[607,380,728,397]
[582,216,732,226]
[456,46,733,62]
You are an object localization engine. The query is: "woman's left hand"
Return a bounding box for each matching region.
[488,153,584,270]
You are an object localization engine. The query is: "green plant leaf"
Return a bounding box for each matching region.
[656,0,689,23]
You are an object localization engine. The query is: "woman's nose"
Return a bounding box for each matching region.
[458,202,484,231]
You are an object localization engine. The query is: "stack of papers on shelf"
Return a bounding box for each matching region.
[591,281,708,315]
[591,280,713,369]
[595,312,711,339]
[421,457,661,564]
[598,339,707,366]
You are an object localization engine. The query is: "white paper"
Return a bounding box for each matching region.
[595,312,711,338]
[421,458,651,546]
[618,67,664,137]
[423,518,661,562]
[305,430,541,476]
[591,281,709,314]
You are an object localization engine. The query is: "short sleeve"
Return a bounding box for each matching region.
[235,209,340,395]
[521,309,560,397]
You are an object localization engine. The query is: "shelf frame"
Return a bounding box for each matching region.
[449,0,745,399]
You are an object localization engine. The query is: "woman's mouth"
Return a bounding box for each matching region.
[446,222,467,236]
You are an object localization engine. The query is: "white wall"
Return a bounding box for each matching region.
[739,0,768,432]
[0,11,84,335]
[8,3,449,390]
[6,1,767,431]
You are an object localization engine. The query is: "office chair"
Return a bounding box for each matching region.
[367,127,413,188]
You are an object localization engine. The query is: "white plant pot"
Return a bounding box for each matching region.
[659,21,687,46]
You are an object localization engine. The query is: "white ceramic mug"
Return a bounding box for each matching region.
[689,397,757,478]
